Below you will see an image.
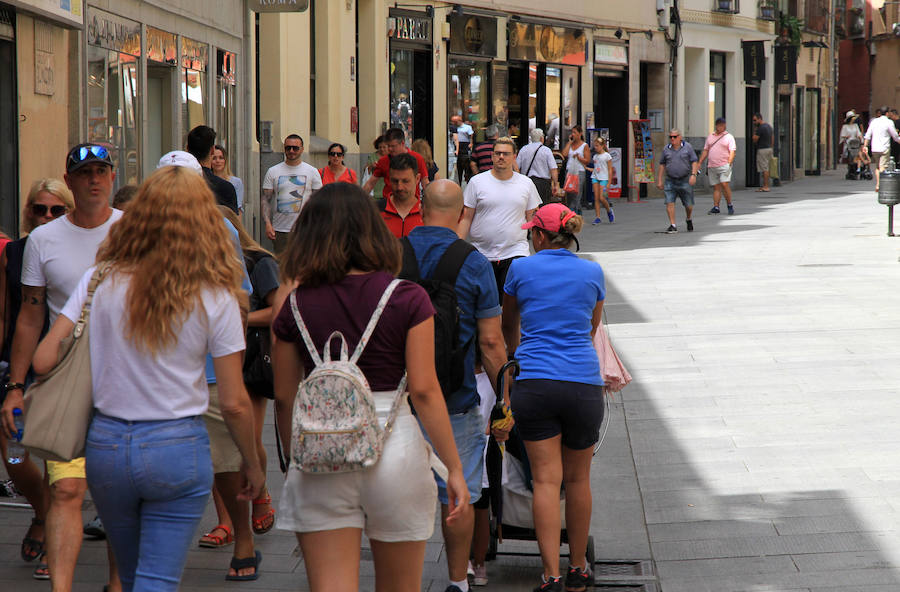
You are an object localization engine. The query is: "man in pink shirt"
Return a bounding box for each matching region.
[698,117,737,215]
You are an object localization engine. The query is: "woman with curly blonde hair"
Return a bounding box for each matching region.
[31,166,265,592]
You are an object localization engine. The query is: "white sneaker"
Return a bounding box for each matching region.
[467,560,475,578]
[472,563,488,586]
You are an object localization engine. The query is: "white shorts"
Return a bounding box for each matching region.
[277,399,438,542]
[708,164,732,185]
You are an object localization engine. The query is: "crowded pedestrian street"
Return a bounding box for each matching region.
[2,170,899,592]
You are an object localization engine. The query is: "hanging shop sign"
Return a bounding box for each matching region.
[742,41,765,82]
[248,0,309,12]
[630,119,655,184]
[449,14,497,57]
[774,45,797,84]
[508,22,586,65]
[147,27,176,65]
[182,37,208,71]
[387,13,431,45]
[86,7,140,55]
[594,42,627,66]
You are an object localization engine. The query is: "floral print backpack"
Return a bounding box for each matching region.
[288,279,407,473]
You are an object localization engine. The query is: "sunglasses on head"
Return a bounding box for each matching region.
[67,145,110,168]
[284,145,301,152]
[329,151,344,157]
[32,204,67,218]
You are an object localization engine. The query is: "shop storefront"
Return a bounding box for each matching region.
[85,3,244,190]
[388,9,432,148]
[507,22,586,151]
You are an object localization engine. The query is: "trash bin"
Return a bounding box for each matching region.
[877,158,900,236]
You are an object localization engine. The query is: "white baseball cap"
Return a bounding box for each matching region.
[846,110,857,118]
[157,150,202,174]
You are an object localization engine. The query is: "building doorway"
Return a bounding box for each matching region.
[0,36,17,235]
[745,86,760,187]
[776,93,791,181]
[594,73,628,198]
[145,64,175,175]
[389,47,432,148]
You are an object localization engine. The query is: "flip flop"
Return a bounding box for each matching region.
[21,518,45,562]
[252,494,276,535]
[33,553,50,580]
[225,550,262,581]
[198,524,233,548]
[756,188,770,192]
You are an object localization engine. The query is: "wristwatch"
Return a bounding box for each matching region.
[4,382,25,392]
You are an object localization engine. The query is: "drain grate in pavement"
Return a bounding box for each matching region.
[593,583,658,592]
[593,560,654,577]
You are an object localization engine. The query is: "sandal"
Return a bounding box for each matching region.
[21,517,45,562]
[251,494,275,535]
[198,524,233,548]
[33,553,50,580]
[225,550,262,581]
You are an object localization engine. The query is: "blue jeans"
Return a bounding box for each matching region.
[85,413,213,592]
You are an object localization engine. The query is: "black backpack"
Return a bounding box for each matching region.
[399,237,476,399]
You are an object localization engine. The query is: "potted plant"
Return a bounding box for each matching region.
[778,14,804,45]
[759,0,776,20]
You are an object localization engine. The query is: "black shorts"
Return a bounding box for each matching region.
[511,379,604,450]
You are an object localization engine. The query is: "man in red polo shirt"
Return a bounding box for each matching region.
[363,127,430,199]
[377,153,424,238]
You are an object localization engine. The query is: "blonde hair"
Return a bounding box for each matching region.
[214,145,233,179]
[494,136,517,152]
[23,179,74,234]
[96,167,243,355]
[593,137,608,152]
[411,139,434,167]
[218,205,273,259]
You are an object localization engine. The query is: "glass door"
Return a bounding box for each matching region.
[390,48,415,143]
[545,66,562,149]
[804,88,820,174]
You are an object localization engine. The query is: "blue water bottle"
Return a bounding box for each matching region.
[7,408,25,464]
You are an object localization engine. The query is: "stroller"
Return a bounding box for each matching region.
[845,137,862,180]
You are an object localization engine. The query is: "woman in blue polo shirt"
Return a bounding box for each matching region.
[502,202,604,592]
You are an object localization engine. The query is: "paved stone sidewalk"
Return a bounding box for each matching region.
[3,170,900,591]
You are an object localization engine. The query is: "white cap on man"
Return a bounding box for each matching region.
[158,150,202,174]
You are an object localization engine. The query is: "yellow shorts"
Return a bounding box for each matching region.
[47,457,86,485]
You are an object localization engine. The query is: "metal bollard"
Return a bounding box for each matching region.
[878,158,900,236]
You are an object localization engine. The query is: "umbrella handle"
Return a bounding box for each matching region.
[495,359,520,407]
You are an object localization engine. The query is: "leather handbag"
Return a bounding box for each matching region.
[21,266,106,462]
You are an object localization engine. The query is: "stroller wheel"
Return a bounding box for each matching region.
[586,536,596,568]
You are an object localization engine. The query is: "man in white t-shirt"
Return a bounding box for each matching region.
[2,143,123,590]
[458,136,541,303]
[262,134,323,253]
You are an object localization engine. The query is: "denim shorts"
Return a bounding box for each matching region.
[664,176,694,206]
[420,404,486,505]
[511,379,604,450]
[591,179,608,186]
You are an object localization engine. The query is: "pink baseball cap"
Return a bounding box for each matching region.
[521,203,577,233]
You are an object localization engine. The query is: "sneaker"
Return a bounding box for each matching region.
[665,224,677,234]
[83,515,106,540]
[444,586,465,592]
[686,219,694,232]
[472,563,488,586]
[565,564,594,592]
[727,204,734,215]
[467,560,475,578]
[592,217,602,225]
[533,576,563,592]
[708,206,720,214]
[607,210,615,223]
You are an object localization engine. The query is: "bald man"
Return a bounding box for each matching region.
[401,180,509,592]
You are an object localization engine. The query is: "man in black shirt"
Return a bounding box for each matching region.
[187,125,239,213]
[751,113,774,192]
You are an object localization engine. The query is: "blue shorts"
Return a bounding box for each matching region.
[663,176,694,206]
[419,405,485,505]
[591,179,608,186]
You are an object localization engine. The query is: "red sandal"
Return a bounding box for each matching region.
[252,494,276,535]
[198,524,233,548]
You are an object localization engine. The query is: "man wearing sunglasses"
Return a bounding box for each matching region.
[2,142,124,590]
[657,129,700,234]
[262,134,323,253]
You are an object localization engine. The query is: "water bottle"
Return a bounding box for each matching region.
[6,408,25,465]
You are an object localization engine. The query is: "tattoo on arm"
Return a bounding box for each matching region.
[23,287,46,307]
[261,190,273,221]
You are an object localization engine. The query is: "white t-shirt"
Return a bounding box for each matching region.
[463,171,541,260]
[21,210,124,324]
[457,123,474,145]
[566,143,587,175]
[591,152,613,181]
[61,268,245,421]
[262,161,323,233]
[516,142,557,179]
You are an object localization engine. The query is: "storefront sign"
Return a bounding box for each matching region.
[388,15,431,44]
[594,42,627,66]
[742,41,765,82]
[147,27,176,65]
[774,45,797,84]
[86,7,140,55]
[249,0,309,12]
[508,22,586,65]
[182,37,208,71]
[449,14,497,57]
[6,0,83,29]
[630,119,655,184]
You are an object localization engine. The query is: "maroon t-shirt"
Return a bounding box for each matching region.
[272,271,435,391]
